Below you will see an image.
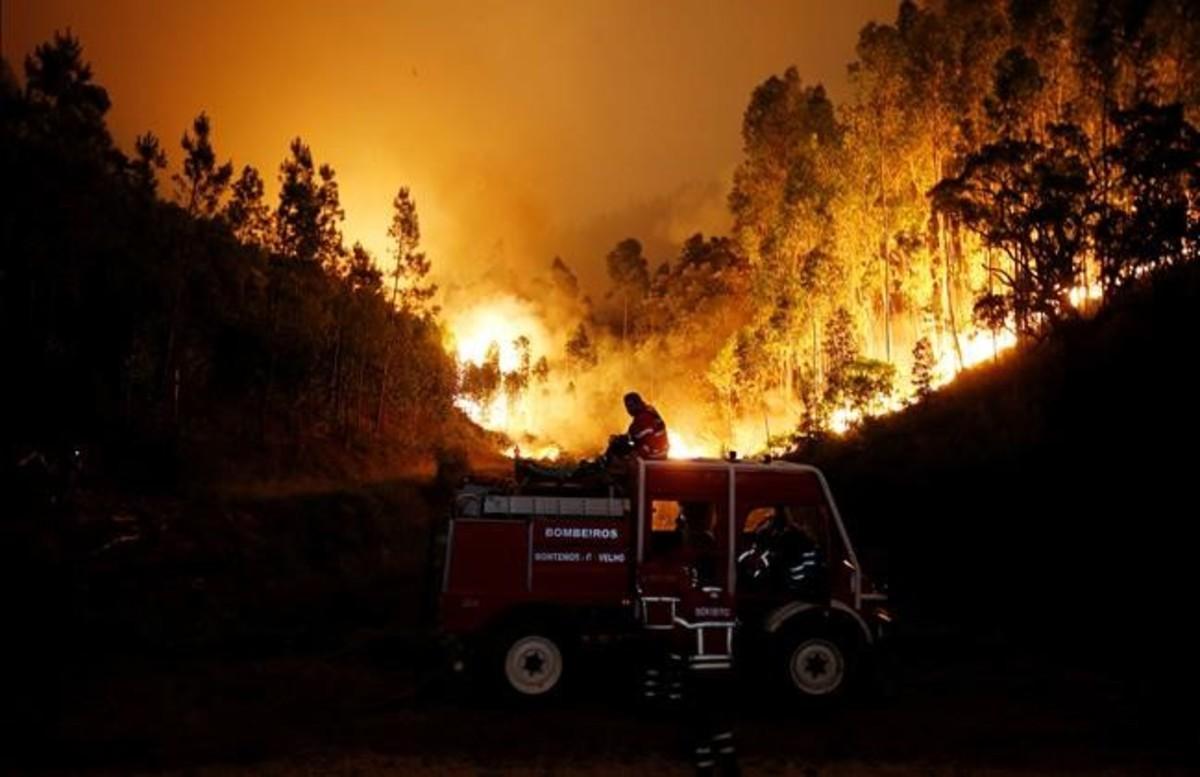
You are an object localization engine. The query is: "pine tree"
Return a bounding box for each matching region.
[174,112,233,217]
[911,336,935,399]
[225,165,272,248]
[388,187,437,314]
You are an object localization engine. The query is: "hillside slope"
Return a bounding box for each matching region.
[805,262,1200,718]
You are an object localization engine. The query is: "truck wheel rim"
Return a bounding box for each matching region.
[789,638,844,696]
[505,635,563,695]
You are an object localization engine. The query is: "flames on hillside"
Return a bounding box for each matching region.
[444,276,1105,462]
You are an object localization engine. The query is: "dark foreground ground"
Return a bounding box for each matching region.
[7,587,1198,773]
[4,449,1198,776]
[6,436,1200,777]
[29,622,1199,776]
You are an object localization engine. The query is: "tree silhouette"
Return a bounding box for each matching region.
[1098,101,1200,287]
[931,122,1095,336]
[565,323,598,373]
[276,138,344,267]
[911,336,935,399]
[550,256,580,299]
[129,131,167,197]
[606,238,649,344]
[387,186,436,314]
[23,30,112,152]
[174,112,233,217]
[225,165,272,248]
[1,32,458,467]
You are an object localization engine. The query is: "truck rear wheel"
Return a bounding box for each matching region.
[499,630,567,698]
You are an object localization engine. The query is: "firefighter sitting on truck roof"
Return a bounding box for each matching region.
[605,391,669,461]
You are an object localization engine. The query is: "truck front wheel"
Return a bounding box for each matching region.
[499,630,567,698]
[777,625,859,701]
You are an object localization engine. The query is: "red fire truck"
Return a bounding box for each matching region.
[438,457,890,700]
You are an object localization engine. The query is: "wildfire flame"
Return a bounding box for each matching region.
[448,298,544,373]
[446,294,554,433]
[447,280,1103,461]
[931,328,1019,390]
[667,430,710,460]
[509,443,562,461]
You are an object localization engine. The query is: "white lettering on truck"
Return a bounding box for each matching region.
[534,551,582,562]
[532,551,627,564]
[543,526,619,540]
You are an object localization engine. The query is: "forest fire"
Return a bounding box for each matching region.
[445,295,554,432]
[447,272,1109,461]
[666,430,711,460]
[5,1,1199,773]
[507,443,563,461]
[931,329,1019,390]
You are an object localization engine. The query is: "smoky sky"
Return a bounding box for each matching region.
[4,0,896,292]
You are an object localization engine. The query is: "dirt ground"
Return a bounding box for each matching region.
[24,625,1197,777]
[63,755,1200,777]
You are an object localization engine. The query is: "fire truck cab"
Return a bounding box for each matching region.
[438,458,889,700]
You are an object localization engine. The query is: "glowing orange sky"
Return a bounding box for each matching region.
[4,0,895,292]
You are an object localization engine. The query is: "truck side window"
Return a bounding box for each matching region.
[648,500,720,569]
[649,500,683,557]
[738,504,830,599]
[651,500,681,532]
[743,506,775,534]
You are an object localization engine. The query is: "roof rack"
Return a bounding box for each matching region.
[483,494,629,518]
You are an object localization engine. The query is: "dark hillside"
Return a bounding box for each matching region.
[805,261,1200,731]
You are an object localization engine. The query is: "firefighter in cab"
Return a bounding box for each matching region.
[606,391,669,462]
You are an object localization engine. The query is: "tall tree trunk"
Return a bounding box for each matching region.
[259,268,280,444]
[351,353,364,440]
[375,350,391,435]
[878,133,892,363]
[936,214,963,370]
[162,259,185,400]
[330,318,342,412]
[881,236,891,363]
[1097,71,1111,291]
[810,308,819,382]
[987,248,998,358]
[784,347,793,399]
[390,256,402,311]
[1014,248,1028,339]
[946,219,964,369]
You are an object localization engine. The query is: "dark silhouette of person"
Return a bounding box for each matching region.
[607,392,670,461]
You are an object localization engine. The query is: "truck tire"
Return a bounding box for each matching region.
[777,623,859,702]
[495,628,569,699]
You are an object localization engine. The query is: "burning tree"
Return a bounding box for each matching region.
[605,238,650,345]
[820,307,895,423]
[1099,102,1200,288]
[460,343,502,422]
[911,336,935,399]
[565,323,598,373]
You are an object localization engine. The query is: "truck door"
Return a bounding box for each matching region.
[635,463,734,627]
[733,467,860,609]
